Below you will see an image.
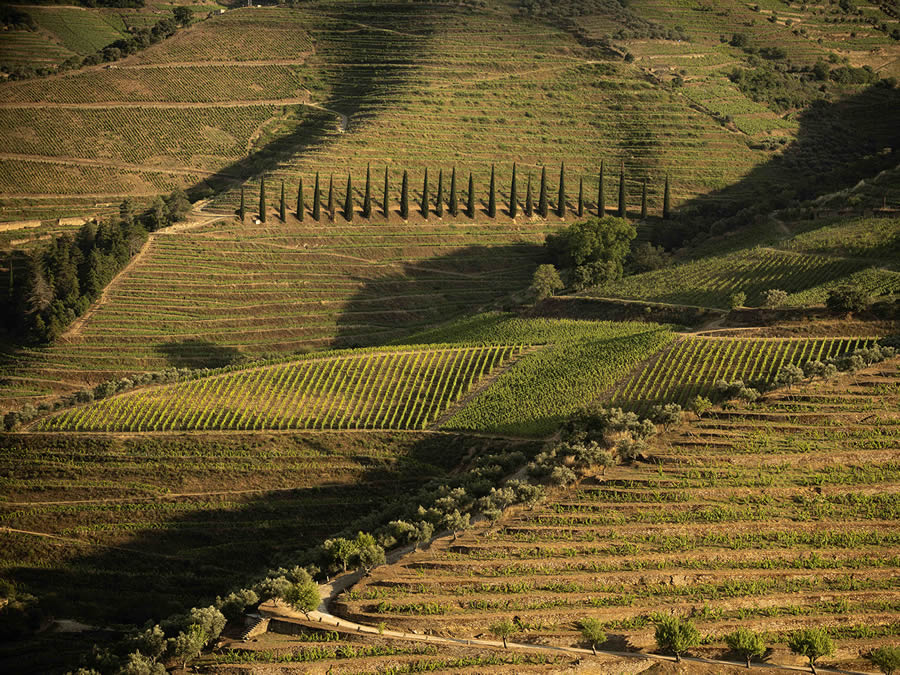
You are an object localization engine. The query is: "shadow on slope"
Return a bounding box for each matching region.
[187,3,438,201]
[155,339,245,370]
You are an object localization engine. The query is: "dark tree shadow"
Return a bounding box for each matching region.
[155,339,244,370]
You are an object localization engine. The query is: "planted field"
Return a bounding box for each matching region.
[584,232,900,309]
[340,359,900,673]
[36,345,522,433]
[608,335,873,413]
[0,431,538,631]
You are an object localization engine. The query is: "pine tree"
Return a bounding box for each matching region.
[296,177,304,221]
[641,177,647,219]
[524,173,533,217]
[577,176,584,217]
[467,173,475,218]
[312,172,321,221]
[421,168,429,219]
[383,166,389,217]
[488,164,496,218]
[239,186,245,221]
[557,162,566,218]
[538,165,548,218]
[663,173,671,219]
[400,170,409,219]
[509,162,518,218]
[436,169,444,218]
[259,177,266,223]
[617,163,626,218]
[280,181,286,221]
[598,159,605,217]
[363,163,372,218]
[344,172,353,221]
[327,173,334,221]
[449,166,458,217]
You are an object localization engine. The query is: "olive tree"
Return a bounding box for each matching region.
[654,615,699,662]
[788,628,834,674]
[725,627,766,668]
[579,617,607,655]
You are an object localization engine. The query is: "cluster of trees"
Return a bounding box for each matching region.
[2,6,187,80]
[241,164,673,224]
[2,190,188,345]
[545,215,637,291]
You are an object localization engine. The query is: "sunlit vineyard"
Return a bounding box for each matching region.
[36,345,522,433]
[608,336,874,413]
[342,358,900,673]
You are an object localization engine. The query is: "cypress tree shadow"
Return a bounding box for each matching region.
[155,339,244,370]
[186,3,437,201]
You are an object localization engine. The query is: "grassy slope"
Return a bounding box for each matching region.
[340,359,900,673]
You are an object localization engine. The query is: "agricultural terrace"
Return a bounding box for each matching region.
[0,1,768,222]
[607,335,876,414]
[35,344,524,433]
[0,431,540,636]
[340,358,900,673]
[584,216,900,309]
[0,218,552,411]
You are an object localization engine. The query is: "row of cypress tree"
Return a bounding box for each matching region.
[239,163,672,223]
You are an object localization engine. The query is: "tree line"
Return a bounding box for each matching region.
[2,190,190,344]
[240,163,673,223]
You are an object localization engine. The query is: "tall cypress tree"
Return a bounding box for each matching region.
[509,162,517,218]
[449,166,458,217]
[280,180,286,221]
[383,166,389,217]
[296,177,304,221]
[618,163,626,218]
[488,164,496,218]
[239,186,245,221]
[436,169,444,218]
[663,173,671,219]
[312,172,321,221]
[577,177,584,218]
[467,173,475,218]
[557,162,566,218]
[524,173,533,217]
[363,163,372,218]
[421,168,429,219]
[538,166,548,218]
[344,172,353,221]
[641,177,647,219]
[400,169,409,219]
[327,173,334,221]
[259,177,266,223]
[598,159,605,217]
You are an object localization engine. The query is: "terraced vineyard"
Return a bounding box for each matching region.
[608,335,874,413]
[36,345,523,433]
[340,359,900,673]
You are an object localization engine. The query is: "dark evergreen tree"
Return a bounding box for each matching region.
[618,163,626,218]
[538,165,548,218]
[363,163,372,218]
[488,164,496,218]
[259,177,266,223]
[344,172,353,221]
[449,166,458,217]
[663,173,671,219]
[312,172,321,221]
[641,177,648,219]
[557,162,566,218]
[421,168,429,219]
[383,166,390,217]
[509,162,517,218]
[400,170,409,219]
[280,181,286,221]
[467,173,475,218]
[577,176,584,217]
[525,173,533,217]
[327,173,334,221]
[436,169,444,218]
[296,177,304,221]
[239,186,245,221]
[598,160,605,217]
